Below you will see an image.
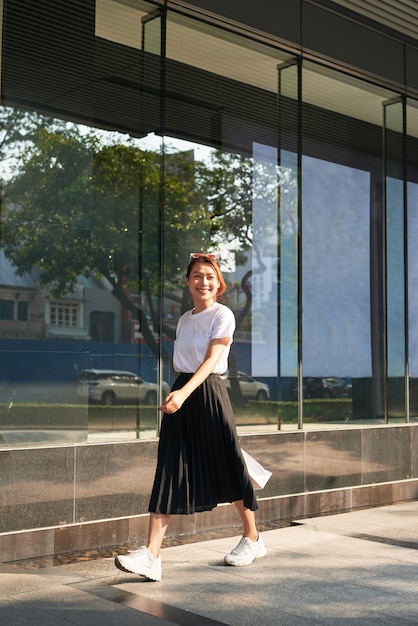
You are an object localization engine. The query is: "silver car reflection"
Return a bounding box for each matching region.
[221,371,270,401]
[77,369,170,405]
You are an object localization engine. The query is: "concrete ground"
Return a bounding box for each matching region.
[0,500,417,625]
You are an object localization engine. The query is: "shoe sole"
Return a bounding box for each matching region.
[224,547,267,567]
[114,556,161,581]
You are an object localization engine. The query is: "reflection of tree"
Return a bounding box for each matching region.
[195,150,281,314]
[1,108,296,370]
[1,109,211,356]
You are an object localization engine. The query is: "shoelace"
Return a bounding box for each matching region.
[128,546,160,561]
[231,537,250,554]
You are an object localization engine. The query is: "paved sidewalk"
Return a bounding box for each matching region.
[0,501,417,625]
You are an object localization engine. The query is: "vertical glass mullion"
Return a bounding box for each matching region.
[383,97,407,422]
[406,99,418,423]
[142,9,165,433]
[278,59,302,429]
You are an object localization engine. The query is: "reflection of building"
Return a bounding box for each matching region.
[0,250,122,343]
[45,285,89,341]
[0,250,43,338]
[1,1,417,565]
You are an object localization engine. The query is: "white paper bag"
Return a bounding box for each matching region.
[242,449,272,490]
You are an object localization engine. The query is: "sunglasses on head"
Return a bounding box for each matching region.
[189,252,219,262]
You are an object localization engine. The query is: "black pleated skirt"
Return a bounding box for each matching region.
[148,374,258,515]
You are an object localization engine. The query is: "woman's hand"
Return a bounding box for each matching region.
[159,338,230,414]
[158,388,189,414]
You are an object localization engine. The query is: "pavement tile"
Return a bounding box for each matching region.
[0,501,417,625]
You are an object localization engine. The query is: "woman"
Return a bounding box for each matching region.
[115,253,265,581]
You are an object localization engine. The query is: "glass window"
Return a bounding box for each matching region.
[1,0,417,449]
[0,300,14,320]
[0,0,163,445]
[161,11,293,434]
[50,302,79,328]
[17,301,28,321]
[300,62,400,426]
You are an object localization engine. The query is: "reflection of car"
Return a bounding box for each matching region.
[303,377,352,399]
[77,369,170,405]
[221,371,270,401]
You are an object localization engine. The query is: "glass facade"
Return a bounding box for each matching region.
[1,0,418,449]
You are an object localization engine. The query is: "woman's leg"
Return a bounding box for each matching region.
[147,512,171,557]
[233,499,258,542]
[224,499,266,566]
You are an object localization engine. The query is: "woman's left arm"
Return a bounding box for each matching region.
[159,337,230,414]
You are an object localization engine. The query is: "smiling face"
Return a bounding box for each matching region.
[186,262,221,312]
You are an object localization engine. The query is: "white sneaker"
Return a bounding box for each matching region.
[115,546,161,581]
[224,535,266,567]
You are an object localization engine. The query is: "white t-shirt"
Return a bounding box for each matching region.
[173,302,235,374]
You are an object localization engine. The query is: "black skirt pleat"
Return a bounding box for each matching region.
[148,374,258,515]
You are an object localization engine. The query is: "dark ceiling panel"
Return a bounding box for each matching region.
[327,0,418,42]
